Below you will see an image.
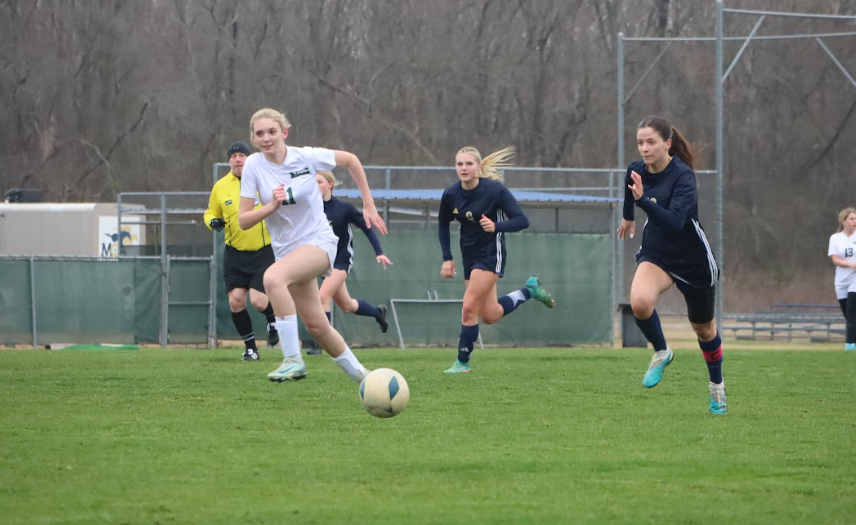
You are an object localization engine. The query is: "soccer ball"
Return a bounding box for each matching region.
[359,368,410,418]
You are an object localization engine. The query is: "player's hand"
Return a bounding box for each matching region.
[617,219,635,240]
[209,218,226,231]
[479,214,495,232]
[362,202,388,235]
[440,260,456,279]
[628,171,644,200]
[270,185,286,209]
[376,255,393,269]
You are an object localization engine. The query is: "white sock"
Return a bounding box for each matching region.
[275,315,303,362]
[332,346,367,382]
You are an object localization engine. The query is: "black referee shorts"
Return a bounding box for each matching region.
[223,244,275,294]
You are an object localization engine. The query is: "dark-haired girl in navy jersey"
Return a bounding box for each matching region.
[439,146,554,374]
[617,115,725,414]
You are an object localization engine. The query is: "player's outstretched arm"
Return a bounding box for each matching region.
[334,150,387,235]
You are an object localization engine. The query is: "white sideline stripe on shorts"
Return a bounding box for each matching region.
[495,209,505,273]
[692,218,718,287]
[345,224,355,272]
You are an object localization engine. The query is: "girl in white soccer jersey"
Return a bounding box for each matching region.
[238,108,387,383]
[828,207,856,350]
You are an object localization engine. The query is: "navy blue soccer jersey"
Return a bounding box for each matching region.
[438,178,529,264]
[623,156,719,288]
[323,197,383,272]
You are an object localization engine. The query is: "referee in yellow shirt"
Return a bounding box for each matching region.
[205,141,278,361]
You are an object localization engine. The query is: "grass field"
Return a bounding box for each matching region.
[1,344,854,525]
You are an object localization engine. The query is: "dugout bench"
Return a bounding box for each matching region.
[721,304,844,342]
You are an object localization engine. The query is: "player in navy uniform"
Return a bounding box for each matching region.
[316,170,392,337]
[617,115,725,414]
[438,146,554,374]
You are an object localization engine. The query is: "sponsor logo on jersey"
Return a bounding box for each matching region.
[453,208,458,214]
[289,168,311,178]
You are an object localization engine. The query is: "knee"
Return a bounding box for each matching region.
[461,302,479,323]
[263,269,286,293]
[630,298,654,320]
[693,321,717,341]
[250,296,267,312]
[228,295,244,312]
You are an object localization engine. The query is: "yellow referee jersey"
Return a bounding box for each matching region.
[204,172,271,251]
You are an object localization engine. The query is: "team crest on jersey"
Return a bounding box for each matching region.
[650,197,657,203]
[225,199,232,205]
[289,168,311,178]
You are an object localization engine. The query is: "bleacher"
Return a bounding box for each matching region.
[722,304,844,342]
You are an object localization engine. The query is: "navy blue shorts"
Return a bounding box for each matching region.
[636,252,718,324]
[223,244,275,293]
[332,249,354,273]
[462,237,506,280]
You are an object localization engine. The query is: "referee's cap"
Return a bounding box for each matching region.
[227,141,251,158]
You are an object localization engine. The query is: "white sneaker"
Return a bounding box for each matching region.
[267,358,307,382]
[709,381,727,414]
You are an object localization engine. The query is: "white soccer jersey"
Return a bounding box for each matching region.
[827,231,856,288]
[240,146,338,258]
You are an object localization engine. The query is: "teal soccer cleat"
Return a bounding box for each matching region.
[709,381,727,414]
[444,360,471,374]
[642,348,673,388]
[267,358,308,382]
[525,276,555,308]
[845,343,856,351]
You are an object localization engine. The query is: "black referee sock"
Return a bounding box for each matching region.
[847,293,856,344]
[231,309,257,350]
[262,302,276,325]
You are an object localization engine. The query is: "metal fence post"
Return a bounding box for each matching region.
[209,255,218,348]
[384,168,391,223]
[30,256,37,348]
[117,194,124,256]
[616,32,626,322]
[160,195,169,347]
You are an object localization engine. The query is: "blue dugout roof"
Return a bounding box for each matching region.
[335,188,619,205]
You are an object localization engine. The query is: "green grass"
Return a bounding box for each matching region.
[1,346,854,525]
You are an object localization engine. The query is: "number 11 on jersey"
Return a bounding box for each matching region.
[284,187,296,205]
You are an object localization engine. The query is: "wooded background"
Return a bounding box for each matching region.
[2,0,854,310]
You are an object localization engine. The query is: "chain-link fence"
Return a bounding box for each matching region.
[0,255,211,348]
[0,174,620,348]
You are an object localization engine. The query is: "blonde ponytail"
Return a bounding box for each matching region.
[456,146,515,181]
